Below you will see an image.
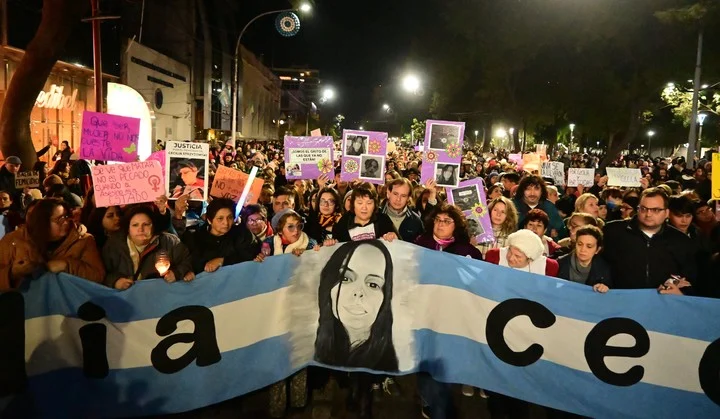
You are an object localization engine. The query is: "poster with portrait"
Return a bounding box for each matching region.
[447,178,494,244]
[421,120,465,187]
[341,130,388,184]
[165,141,209,201]
[284,136,335,180]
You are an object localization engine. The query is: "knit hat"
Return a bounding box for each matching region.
[506,229,545,261]
[271,208,298,231]
[43,174,63,188]
[4,156,21,165]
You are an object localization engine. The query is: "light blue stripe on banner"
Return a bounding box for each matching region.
[25,335,293,418]
[414,329,720,419]
[416,250,720,342]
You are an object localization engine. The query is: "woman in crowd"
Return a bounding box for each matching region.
[557,225,611,292]
[476,196,518,257]
[103,205,193,290]
[523,209,561,257]
[86,205,122,251]
[485,229,559,276]
[241,204,273,241]
[254,209,318,260]
[332,186,398,243]
[33,161,49,190]
[184,198,259,274]
[0,199,105,290]
[384,170,402,184]
[574,193,600,218]
[487,183,504,201]
[306,187,342,243]
[415,204,483,259]
[555,212,600,257]
[0,190,23,237]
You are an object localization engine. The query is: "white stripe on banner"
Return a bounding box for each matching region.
[26,284,707,395]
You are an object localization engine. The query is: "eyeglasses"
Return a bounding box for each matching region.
[285,223,304,232]
[51,214,70,225]
[638,206,665,214]
[247,218,265,226]
[434,217,455,226]
[320,199,336,206]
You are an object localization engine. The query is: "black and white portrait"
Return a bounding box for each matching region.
[360,155,384,180]
[345,135,368,157]
[467,217,485,238]
[435,163,460,188]
[428,124,461,151]
[451,185,481,212]
[287,163,302,177]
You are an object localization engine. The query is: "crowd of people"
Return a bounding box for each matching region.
[0,139,717,418]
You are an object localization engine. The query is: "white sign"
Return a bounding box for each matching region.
[165,141,210,201]
[35,84,78,110]
[288,148,331,165]
[567,168,595,187]
[606,167,642,187]
[14,171,40,188]
[541,161,565,186]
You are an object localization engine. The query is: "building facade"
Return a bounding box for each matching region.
[240,46,281,141]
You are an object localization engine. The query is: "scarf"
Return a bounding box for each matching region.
[386,205,408,232]
[569,254,592,284]
[319,213,340,229]
[433,234,455,251]
[273,232,309,255]
[127,236,150,275]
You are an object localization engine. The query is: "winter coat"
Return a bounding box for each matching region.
[381,203,425,243]
[556,253,613,287]
[183,225,259,274]
[512,198,566,238]
[332,212,398,243]
[0,224,105,291]
[485,248,559,277]
[415,234,483,260]
[102,232,192,287]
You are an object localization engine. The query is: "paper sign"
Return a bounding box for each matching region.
[165,141,210,201]
[310,128,322,136]
[421,120,465,188]
[567,168,595,187]
[210,165,263,204]
[341,130,388,185]
[146,150,167,175]
[446,178,494,244]
[536,144,547,158]
[712,154,720,199]
[606,167,642,187]
[284,136,334,180]
[387,142,397,154]
[15,171,40,188]
[523,153,542,172]
[542,161,565,185]
[79,111,140,162]
[91,160,163,208]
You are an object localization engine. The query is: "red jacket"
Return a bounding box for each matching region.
[485,248,559,277]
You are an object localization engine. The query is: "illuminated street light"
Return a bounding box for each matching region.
[698,113,708,149]
[359,126,364,130]
[322,88,336,101]
[299,3,312,13]
[647,130,655,155]
[402,74,421,93]
[383,103,390,110]
[509,127,515,136]
[569,123,576,151]
[495,128,507,138]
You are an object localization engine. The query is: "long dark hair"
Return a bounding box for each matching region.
[87,205,123,250]
[314,240,398,371]
[26,199,69,258]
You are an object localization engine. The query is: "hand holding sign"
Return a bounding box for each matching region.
[210,165,263,204]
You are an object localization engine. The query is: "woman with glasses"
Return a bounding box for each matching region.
[305,187,343,243]
[254,209,318,261]
[241,204,273,241]
[0,199,105,290]
[415,204,483,259]
[331,185,398,243]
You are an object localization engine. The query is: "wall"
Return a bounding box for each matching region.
[240,46,281,140]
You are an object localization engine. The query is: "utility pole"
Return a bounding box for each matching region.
[687,30,703,166]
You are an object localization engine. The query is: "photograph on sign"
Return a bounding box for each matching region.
[91,160,163,208]
[341,130,388,185]
[284,136,334,180]
[79,111,140,163]
[165,141,209,201]
[420,120,465,186]
[359,155,385,181]
[427,123,461,151]
[435,162,460,188]
[345,134,368,156]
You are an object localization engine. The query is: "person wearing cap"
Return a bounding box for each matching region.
[0,156,21,201]
[254,208,318,261]
[484,229,559,276]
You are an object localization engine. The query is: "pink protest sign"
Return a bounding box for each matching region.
[145,150,167,181]
[341,130,388,184]
[91,160,164,207]
[80,111,140,162]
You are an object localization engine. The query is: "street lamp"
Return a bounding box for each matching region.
[474,130,479,143]
[359,126,364,130]
[299,3,312,13]
[402,74,421,94]
[321,87,336,102]
[698,113,708,153]
[647,130,655,156]
[382,103,390,110]
[569,123,575,151]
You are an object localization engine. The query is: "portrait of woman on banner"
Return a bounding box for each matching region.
[314,240,399,371]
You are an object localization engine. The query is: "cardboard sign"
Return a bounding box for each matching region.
[523,153,542,172]
[210,165,263,204]
[567,168,595,187]
[310,128,322,136]
[79,111,140,162]
[341,130,388,185]
[165,141,210,201]
[606,167,642,187]
[421,120,465,188]
[14,171,40,188]
[91,160,164,208]
[536,144,547,159]
[712,153,720,199]
[284,136,335,180]
[542,161,565,185]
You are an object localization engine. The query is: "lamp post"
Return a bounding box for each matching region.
[402,74,421,94]
[230,4,311,145]
[647,130,655,156]
[697,113,708,156]
[569,123,575,152]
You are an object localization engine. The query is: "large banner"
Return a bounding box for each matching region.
[2,241,719,418]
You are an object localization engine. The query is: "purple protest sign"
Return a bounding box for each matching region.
[284,136,334,180]
[420,120,465,188]
[446,178,494,244]
[79,111,140,162]
[341,130,388,185]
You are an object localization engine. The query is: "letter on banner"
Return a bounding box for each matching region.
[584,318,649,386]
[151,306,221,374]
[486,299,556,366]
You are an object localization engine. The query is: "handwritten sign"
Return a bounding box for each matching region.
[14,171,40,188]
[91,160,163,208]
[210,165,263,204]
[80,111,140,162]
[712,153,720,199]
[606,167,642,187]
[567,168,595,187]
[523,153,542,172]
[542,161,565,185]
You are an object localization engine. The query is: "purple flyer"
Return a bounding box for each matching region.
[447,178,494,244]
[420,120,465,188]
[284,136,335,180]
[341,130,388,185]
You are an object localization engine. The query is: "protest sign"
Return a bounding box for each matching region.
[165,141,209,201]
[79,111,140,162]
[341,130,388,184]
[447,178,494,243]
[210,165,263,204]
[567,168,595,187]
[523,152,542,172]
[310,128,322,136]
[712,153,720,199]
[14,171,40,188]
[536,144,547,158]
[542,161,565,185]
[421,120,465,188]
[145,150,167,177]
[387,142,397,154]
[90,160,163,207]
[606,167,642,187]
[284,136,334,180]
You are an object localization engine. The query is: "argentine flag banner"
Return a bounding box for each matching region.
[1,240,719,418]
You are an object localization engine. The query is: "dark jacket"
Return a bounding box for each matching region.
[102,232,192,287]
[0,166,19,202]
[512,198,566,237]
[602,217,696,289]
[332,212,398,243]
[304,210,341,243]
[415,234,483,260]
[183,224,259,274]
[557,253,613,287]
[380,202,424,243]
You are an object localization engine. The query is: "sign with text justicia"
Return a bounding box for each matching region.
[1,241,719,418]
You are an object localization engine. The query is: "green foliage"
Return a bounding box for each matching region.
[661,84,720,126]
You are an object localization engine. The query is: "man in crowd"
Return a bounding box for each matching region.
[602,187,696,289]
[512,175,565,238]
[269,187,296,220]
[500,172,520,195]
[381,178,427,242]
[0,156,22,202]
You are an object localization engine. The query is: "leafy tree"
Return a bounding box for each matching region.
[661,83,720,126]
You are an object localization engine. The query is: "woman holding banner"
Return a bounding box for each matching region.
[415,204,483,259]
[331,185,398,243]
[484,229,559,277]
[557,225,611,292]
[305,187,343,243]
[253,209,318,261]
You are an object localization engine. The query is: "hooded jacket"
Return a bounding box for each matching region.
[183,224,259,274]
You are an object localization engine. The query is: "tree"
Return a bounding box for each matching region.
[0,0,89,167]
[661,83,720,126]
